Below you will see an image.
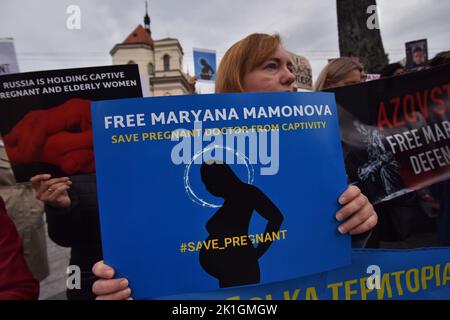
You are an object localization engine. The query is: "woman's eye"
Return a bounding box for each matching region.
[264,63,278,70]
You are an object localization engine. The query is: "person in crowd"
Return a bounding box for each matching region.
[30,173,101,300]
[0,195,39,300]
[0,139,49,283]
[88,33,378,300]
[315,55,439,248]
[379,62,405,78]
[412,47,425,67]
[314,57,366,91]
[428,50,450,68]
[427,50,450,246]
[2,98,98,301]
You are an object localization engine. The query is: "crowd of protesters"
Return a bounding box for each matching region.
[0,32,449,300]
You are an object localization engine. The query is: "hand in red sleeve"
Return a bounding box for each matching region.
[3,98,94,174]
[40,130,95,174]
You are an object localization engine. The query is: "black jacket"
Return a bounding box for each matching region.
[45,174,102,300]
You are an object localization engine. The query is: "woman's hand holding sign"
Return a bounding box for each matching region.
[335,185,377,235]
[30,174,72,208]
[92,260,132,300]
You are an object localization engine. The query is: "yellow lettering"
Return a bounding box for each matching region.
[443,263,450,286]
[421,266,434,290]
[405,269,420,293]
[377,273,393,300]
[344,279,358,300]
[327,282,342,300]
[360,277,373,300]
[255,233,264,243]
[272,231,280,241]
[306,287,318,300]
[264,232,273,242]
[436,264,441,287]
[202,240,211,250]
[283,289,300,300]
[391,271,405,296]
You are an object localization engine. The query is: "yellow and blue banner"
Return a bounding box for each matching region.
[164,248,450,300]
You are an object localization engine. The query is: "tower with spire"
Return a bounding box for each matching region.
[144,1,151,36]
[110,2,195,96]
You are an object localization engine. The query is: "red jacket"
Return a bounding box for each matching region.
[0,196,39,299]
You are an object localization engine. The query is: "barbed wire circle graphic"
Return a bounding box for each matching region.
[183,145,254,208]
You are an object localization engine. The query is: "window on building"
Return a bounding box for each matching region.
[148,62,154,75]
[163,55,170,71]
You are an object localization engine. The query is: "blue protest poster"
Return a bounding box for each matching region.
[193,48,216,82]
[91,92,351,299]
[162,248,450,300]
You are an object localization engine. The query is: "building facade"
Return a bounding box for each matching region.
[110,6,194,96]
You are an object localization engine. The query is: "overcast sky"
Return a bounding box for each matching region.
[1,0,449,92]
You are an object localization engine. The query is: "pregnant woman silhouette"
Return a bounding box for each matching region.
[199,58,215,80]
[199,161,284,288]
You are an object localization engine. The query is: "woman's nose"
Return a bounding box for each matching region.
[281,67,295,86]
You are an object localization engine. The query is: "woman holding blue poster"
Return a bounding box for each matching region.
[87,33,378,299]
